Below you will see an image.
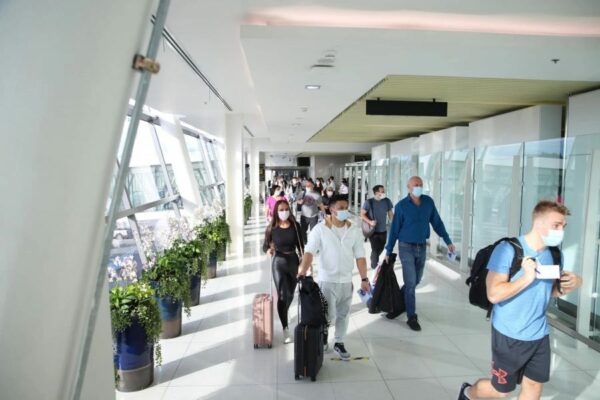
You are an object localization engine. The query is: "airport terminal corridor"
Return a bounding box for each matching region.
[116,214,600,400]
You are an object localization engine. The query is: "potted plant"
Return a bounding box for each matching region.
[243,193,252,223]
[142,243,192,339]
[110,282,161,392]
[176,234,209,307]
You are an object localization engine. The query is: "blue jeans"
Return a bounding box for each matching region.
[398,242,426,318]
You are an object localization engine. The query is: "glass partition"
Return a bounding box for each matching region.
[470,143,523,260]
[436,149,470,265]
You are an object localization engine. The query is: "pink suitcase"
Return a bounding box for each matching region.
[253,293,273,348]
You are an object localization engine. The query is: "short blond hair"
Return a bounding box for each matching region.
[532,200,570,220]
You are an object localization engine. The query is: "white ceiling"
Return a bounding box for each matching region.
[145,0,600,151]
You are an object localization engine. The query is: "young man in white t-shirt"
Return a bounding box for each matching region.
[297,195,369,360]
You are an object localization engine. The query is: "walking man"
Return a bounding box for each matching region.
[385,176,455,331]
[297,179,326,244]
[297,195,369,360]
[458,200,582,400]
[361,185,394,269]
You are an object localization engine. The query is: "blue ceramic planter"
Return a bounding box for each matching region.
[190,274,201,306]
[114,319,154,392]
[156,295,182,339]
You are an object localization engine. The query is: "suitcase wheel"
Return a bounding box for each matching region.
[254,344,258,349]
[311,376,316,382]
[294,375,300,380]
[267,344,272,349]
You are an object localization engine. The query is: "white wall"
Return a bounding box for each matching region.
[0,1,154,399]
[390,137,418,156]
[313,155,354,181]
[469,105,563,148]
[567,88,600,137]
[371,143,390,160]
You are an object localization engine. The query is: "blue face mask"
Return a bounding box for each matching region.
[412,186,423,198]
[542,229,564,247]
[335,209,349,221]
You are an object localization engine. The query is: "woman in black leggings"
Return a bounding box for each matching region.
[263,199,304,344]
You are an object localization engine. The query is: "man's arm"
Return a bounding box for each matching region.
[429,202,455,252]
[551,271,582,297]
[486,257,537,304]
[356,257,370,292]
[360,207,375,225]
[298,252,314,277]
[385,203,402,256]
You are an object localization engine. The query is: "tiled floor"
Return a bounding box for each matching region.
[117,215,600,400]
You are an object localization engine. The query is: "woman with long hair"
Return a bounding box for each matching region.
[262,199,304,343]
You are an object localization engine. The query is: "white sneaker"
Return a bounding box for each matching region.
[283,328,292,344]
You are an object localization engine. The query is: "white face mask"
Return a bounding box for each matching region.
[376,193,385,200]
[278,210,290,221]
[326,191,334,197]
[542,229,564,247]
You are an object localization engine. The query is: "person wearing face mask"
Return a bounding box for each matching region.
[361,185,394,270]
[322,188,335,215]
[297,195,369,360]
[263,200,305,344]
[385,176,455,331]
[458,200,582,400]
[296,179,326,244]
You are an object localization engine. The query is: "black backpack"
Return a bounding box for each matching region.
[298,276,329,327]
[466,237,561,319]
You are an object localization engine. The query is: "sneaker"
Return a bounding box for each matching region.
[457,382,472,400]
[333,342,351,360]
[283,327,292,344]
[407,315,422,331]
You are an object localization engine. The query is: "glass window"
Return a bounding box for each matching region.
[107,217,143,287]
[437,149,470,264]
[470,143,523,260]
[125,120,169,208]
[206,141,224,182]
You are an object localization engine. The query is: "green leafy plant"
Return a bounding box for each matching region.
[204,213,231,261]
[243,194,252,223]
[110,282,162,365]
[142,244,192,317]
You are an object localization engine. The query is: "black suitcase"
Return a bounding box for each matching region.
[294,323,324,381]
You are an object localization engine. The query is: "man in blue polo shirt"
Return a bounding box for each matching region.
[385,176,455,331]
[458,200,582,400]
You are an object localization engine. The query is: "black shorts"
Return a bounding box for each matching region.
[490,327,550,393]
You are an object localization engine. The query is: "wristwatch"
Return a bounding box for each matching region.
[361,277,369,282]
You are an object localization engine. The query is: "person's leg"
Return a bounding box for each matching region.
[308,216,318,231]
[467,379,512,398]
[414,244,427,285]
[368,236,379,269]
[271,255,288,329]
[333,282,353,344]
[518,335,550,400]
[282,254,299,323]
[398,243,418,318]
[517,376,543,400]
[300,216,309,244]
[319,281,337,349]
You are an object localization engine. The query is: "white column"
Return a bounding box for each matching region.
[158,113,204,214]
[0,1,154,399]
[225,113,245,258]
[249,139,260,217]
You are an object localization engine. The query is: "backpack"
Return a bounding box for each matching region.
[298,276,329,327]
[466,237,561,319]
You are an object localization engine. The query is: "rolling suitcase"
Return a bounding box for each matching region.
[294,277,327,381]
[294,323,324,381]
[253,259,274,349]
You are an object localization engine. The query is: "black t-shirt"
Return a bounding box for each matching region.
[263,222,304,253]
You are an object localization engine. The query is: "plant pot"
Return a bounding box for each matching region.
[190,274,202,306]
[207,251,217,279]
[156,295,182,339]
[114,319,154,392]
[217,242,227,262]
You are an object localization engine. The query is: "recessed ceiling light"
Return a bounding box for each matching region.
[300,107,309,112]
[292,123,301,127]
[305,84,321,90]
